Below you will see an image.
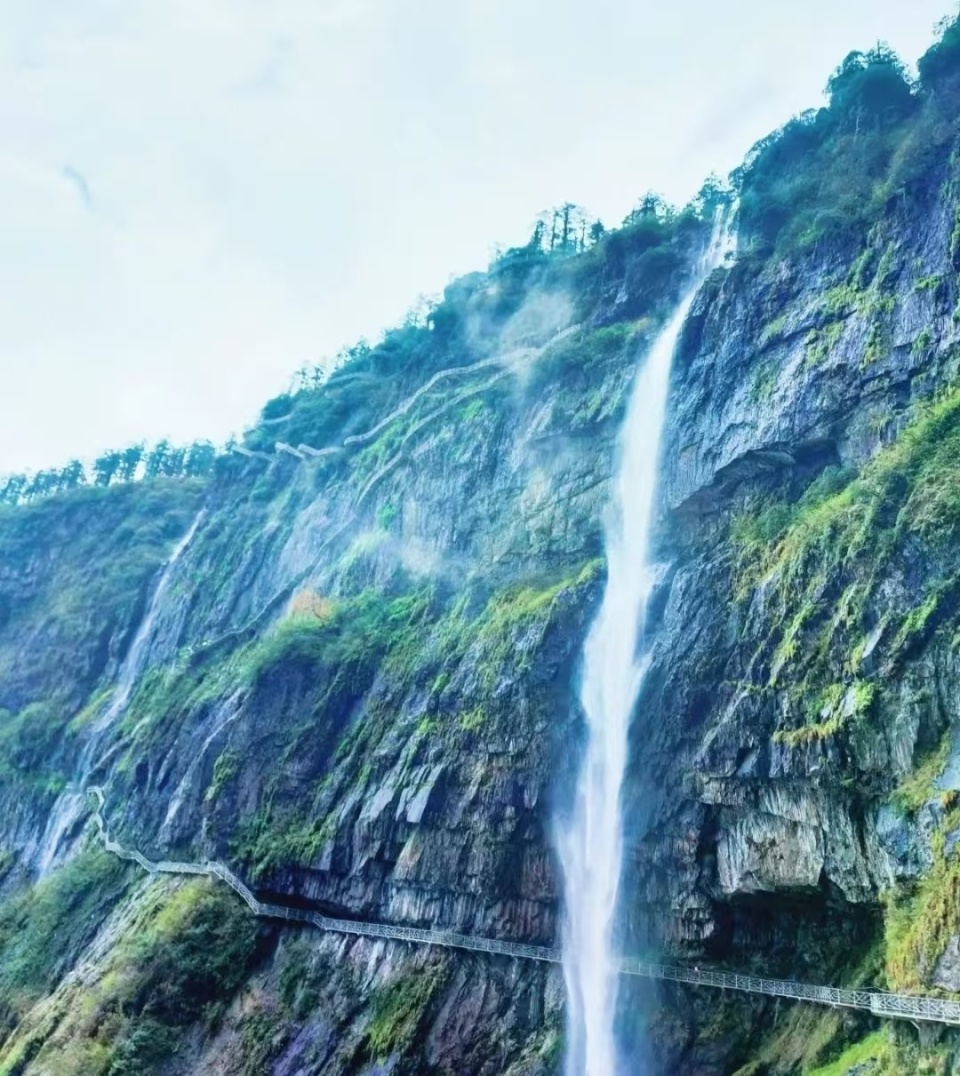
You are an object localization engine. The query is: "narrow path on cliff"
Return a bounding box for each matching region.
[86,788,960,1028]
[232,330,577,465]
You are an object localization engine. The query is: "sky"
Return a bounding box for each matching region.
[1,0,955,474]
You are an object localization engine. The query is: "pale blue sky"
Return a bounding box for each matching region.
[0,0,954,472]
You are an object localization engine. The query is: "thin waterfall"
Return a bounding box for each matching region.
[34,508,205,875]
[557,210,735,1076]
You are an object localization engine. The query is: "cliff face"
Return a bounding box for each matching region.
[0,215,710,1076]
[616,144,960,1073]
[633,149,960,939]
[4,40,960,1076]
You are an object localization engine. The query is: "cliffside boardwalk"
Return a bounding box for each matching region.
[88,788,960,1029]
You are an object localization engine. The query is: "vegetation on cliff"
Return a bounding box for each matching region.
[738,25,960,261]
[3,11,960,1076]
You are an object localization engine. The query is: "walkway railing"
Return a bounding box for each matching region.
[87,788,960,1027]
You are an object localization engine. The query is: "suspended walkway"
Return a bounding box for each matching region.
[87,788,960,1028]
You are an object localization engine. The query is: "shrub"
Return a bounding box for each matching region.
[118,881,259,1027]
[0,851,127,1010]
[734,42,950,260]
[919,15,960,95]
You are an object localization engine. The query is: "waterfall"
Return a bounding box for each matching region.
[556,210,735,1076]
[34,508,205,875]
[93,508,206,737]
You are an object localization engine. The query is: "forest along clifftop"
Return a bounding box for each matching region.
[4,26,960,1076]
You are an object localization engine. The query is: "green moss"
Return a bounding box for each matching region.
[105,1019,179,1075]
[912,328,934,356]
[731,1003,844,1075]
[774,680,875,747]
[821,279,866,320]
[120,879,260,1024]
[805,320,845,367]
[774,713,844,748]
[0,700,72,796]
[806,1030,888,1076]
[892,734,952,815]
[460,398,486,422]
[3,877,265,1076]
[915,273,947,296]
[894,590,946,653]
[885,812,960,991]
[950,204,960,268]
[239,586,436,689]
[231,803,335,880]
[750,363,778,402]
[365,966,446,1061]
[528,323,636,395]
[469,558,602,690]
[862,320,887,366]
[731,466,853,583]
[759,313,788,349]
[235,1009,286,1074]
[277,939,339,1022]
[734,386,960,723]
[0,851,128,1013]
[204,749,241,805]
[376,500,398,530]
[770,600,819,683]
[350,411,418,486]
[119,657,238,764]
[459,707,485,731]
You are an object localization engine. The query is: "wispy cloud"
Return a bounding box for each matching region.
[62,164,93,209]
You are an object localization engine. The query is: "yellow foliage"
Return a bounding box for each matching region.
[287,589,336,624]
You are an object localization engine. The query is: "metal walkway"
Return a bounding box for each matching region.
[87,788,960,1027]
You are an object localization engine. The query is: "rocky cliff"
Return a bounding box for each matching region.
[3,25,960,1076]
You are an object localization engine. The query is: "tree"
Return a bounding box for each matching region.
[735,112,825,249]
[93,450,122,487]
[58,459,86,491]
[623,192,674,229]
[826,45,914,133]
[165,446,187,478]
[404,294,436,329]
[25,470,56,500]
[532,204,595,254]
[262,393,295,422]
[118,444,144,482]
[185,441,217,478]
[0,475,27,506]
[556,203,575,251]
[528,218,547,252]
[690,175,730,219]
[144,441,171,480]
[919,15,960,94]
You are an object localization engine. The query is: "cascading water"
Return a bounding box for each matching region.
[557,209,736,1076]
[34,509,205,875]
[91,508,206,739]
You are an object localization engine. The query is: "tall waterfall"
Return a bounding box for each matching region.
[557,210,735,1076]
[34,508,205,875]
[92,508,206,739]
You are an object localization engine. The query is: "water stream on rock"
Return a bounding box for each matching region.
[557,210,735,1076]
[35,509,205,875]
